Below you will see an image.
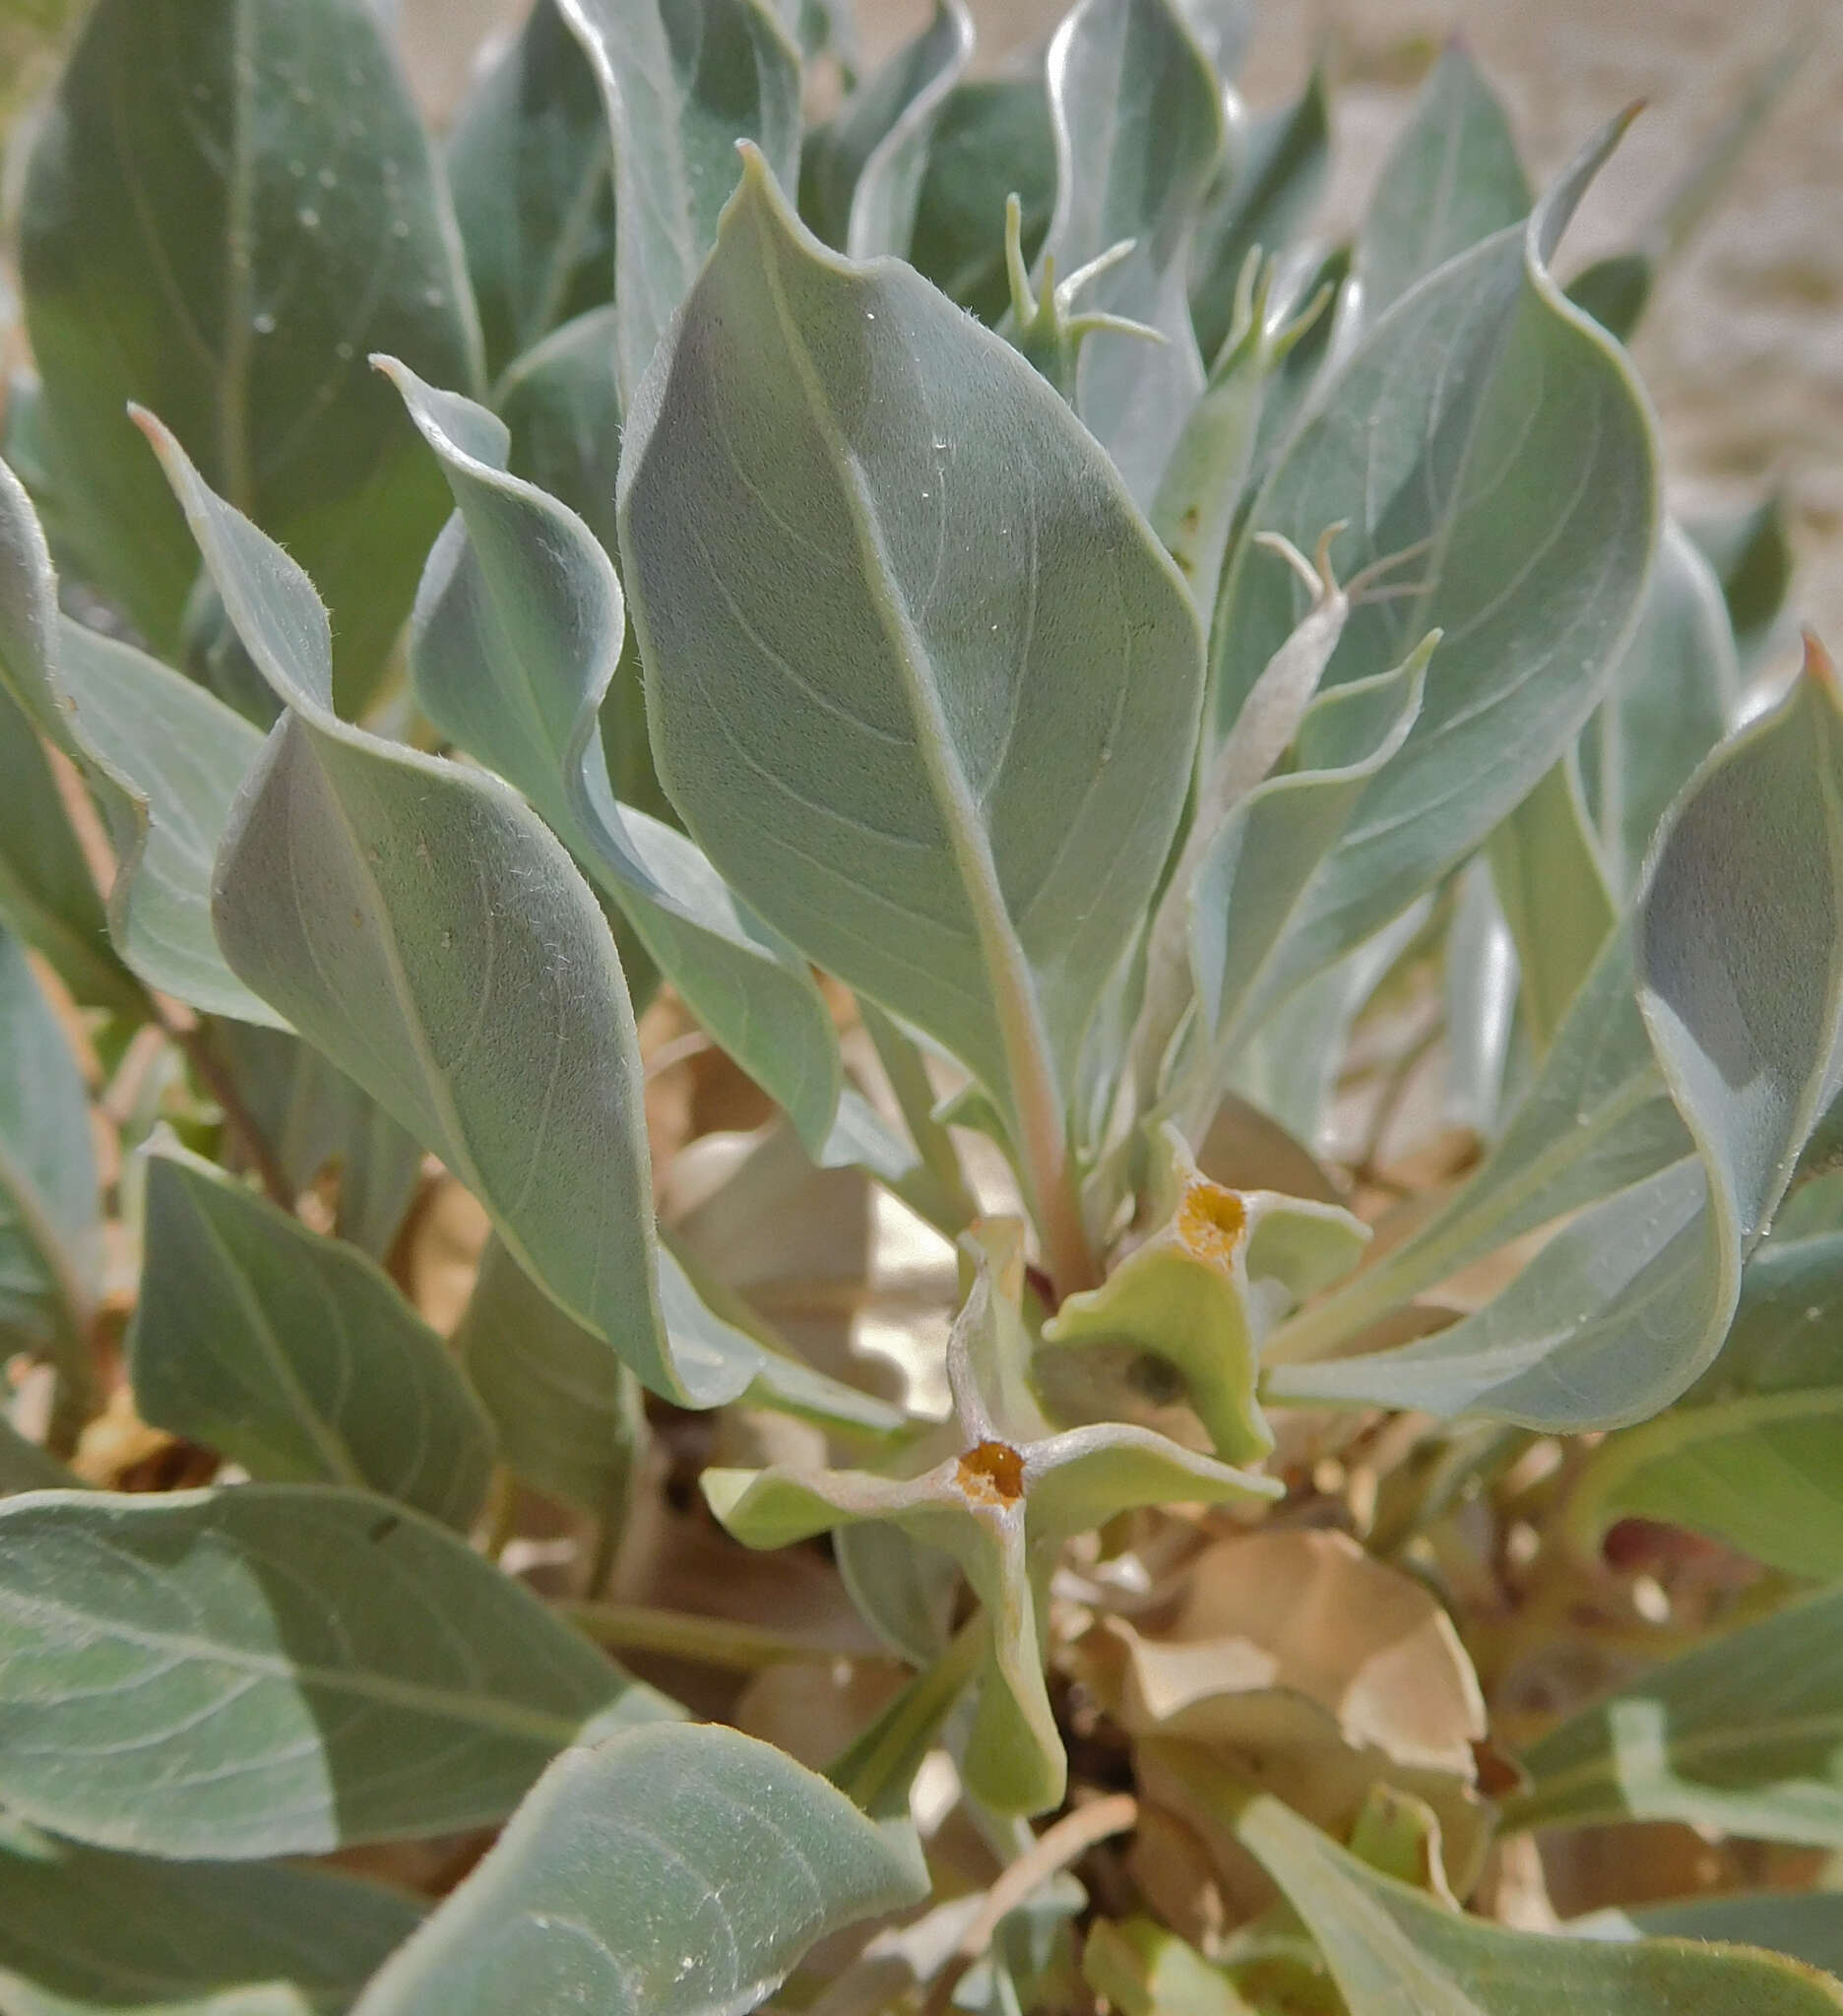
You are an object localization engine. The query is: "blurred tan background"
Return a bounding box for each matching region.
[403,0,1843,646]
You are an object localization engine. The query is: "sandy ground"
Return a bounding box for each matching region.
[401,0,1843,648]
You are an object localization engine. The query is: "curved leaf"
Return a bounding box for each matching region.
[1353,40,1529,327]
[455,1235,645,1522]
[1040,0,1224,503]
[1206,120,1659,986]
[558,0,802,405]
[801,0,974,261]
[20,0,482,703]
[1161,1747,1843,2014]
[1579,521,1740,896]
[130,1140,494,1528]
[0,1822,423,2016]
[0,458,276,1024]
[0,933,98,1401]
[447,0,614,382]
[1583,1894,1843,1980]
[0,1484,678,1858]
[143,413,769,1411]
[0,678,132,1014]
[350,1724,924,2015]
[1273,652,1843,1427]
[386,361,846,1155]
[618,153,1202,1284]
[908,79,1056,323]
[1507,1582,1843,1847]
[1569,1231,1843,1576]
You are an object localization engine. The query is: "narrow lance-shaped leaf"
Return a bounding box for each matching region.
[1038,0,1224,505]
[1265,922,1687,1364]
[558,0,802,405]
[1271,644,1843,1429]
[1568,1231,1843,1579]
[0,932,99,1440]
[1487,753,1616,1054]
[1687,491,1794,672]
[0,458,278,1026]
[0,1822,424,2016]
[1167,629,1436,1131]
[1158,1743,1843,2015]
[350,1725,926,2016]
[0,1484,680,1859]
[800,0,974,261]
[618,152,1203,1292]
[1206,118,1659,999]
[1507,1580,1843,1848]
[130,1139,495,1529]
[1578,520,1741,897]
[446,0,614,383]
[1351,39,1530,329]
[384,360,847,1156]
[20,0,483,705]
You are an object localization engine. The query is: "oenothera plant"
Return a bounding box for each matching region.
[0,0,1838,2009]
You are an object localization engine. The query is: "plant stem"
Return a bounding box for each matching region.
[156,1006,293,1209]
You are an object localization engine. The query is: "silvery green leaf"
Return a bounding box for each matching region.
[1206,121,1659,984]
[386,362,845,1155]
[350,1724,925,2016]
[497,304,624,558]
[1444,857,1519,1138]
[447,0,614,382]
[1579,1894,1843,1980]
[1687,491,1795,672]
[1578,521,1740,896]
[0,1821,422,2016]
[1487,754,1616,1053]
[558,0,802,406]
[1568,1231,1843,1578]
[146,411,847,1415]
[1039,0,1224,504]
[909,79,1057,324]
[618,155,1201,1292]
[1273,649,1843,1427]
[19,0,482,705]
[0,674,135,1015]
[0,931,98,1431]
[0,1483,679,1858]
[0,459,276,1025]
[1174,0,1251,78]
[835,1520,960,1667]
[1352,39,1529,327]
[1507,1581,1843,1847]
[0,1418,78,1497]
[800,0,974,260]
[57,620,281,1025]
[1267,922,1684,1363]
[1189,70,1329,362]
[1226,901,1427,1151]
[205,1024,425,1260]
[1171,633,1435,1122]
[1160,1744,1843,2015]
[129,1140,494,1529]
[455,1234,645,1523]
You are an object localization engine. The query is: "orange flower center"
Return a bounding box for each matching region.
[1177,1182,1246,1266]
[956,1439,1026,1505]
